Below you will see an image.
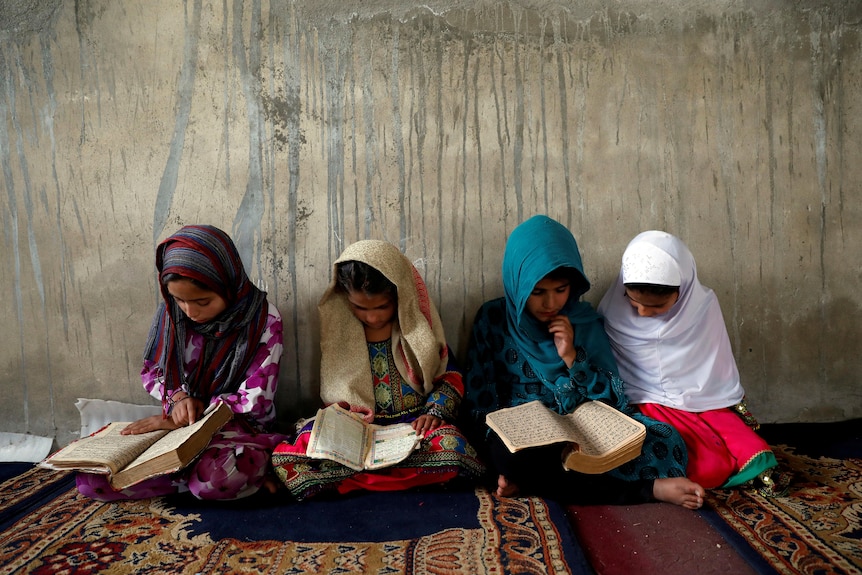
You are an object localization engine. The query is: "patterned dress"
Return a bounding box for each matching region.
[271,339,484,501]
[76,302,285,501]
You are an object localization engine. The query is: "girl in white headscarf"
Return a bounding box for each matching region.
[598,231,781,494]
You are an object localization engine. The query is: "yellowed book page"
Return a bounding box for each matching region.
[565,401,644,456]
[365,424,418,469]
[120,404,226,475]
[307,405,369,471]
[41,423,167,474]
[486,400,580,450]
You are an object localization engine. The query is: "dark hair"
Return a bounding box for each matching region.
[544,267,572,282]
[161,272,211,291]
[335,261,397,297]
[624,283,680,297]
[543,267,589,296]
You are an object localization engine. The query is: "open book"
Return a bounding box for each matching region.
[306,403,420,471]
[485,400,646,474]
[38,401,233,490]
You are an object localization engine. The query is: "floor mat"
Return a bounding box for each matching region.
[701,444,862,575]
[567,501,762,575]
[0,465,593,574]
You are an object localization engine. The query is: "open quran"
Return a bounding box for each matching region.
[485,400,646,474]
[38,402,232,489]
[306,403,420,471]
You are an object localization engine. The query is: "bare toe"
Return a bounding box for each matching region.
[653,478,704,509]
[261,475,280,495]
[496,474,520,498]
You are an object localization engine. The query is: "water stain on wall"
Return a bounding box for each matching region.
[1,1,861,446]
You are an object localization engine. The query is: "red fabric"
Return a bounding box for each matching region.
[272,423,464,495]
[637,404,771,488]
[336,468,459,494]
[273,429,312,455]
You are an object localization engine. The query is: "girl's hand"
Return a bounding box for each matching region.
[547,315,577,367]
[170,394,205,427]
[121,415,179,435]
[334,401,375,423]
[412,414,442,436]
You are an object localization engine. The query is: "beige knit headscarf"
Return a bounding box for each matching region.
[318,240,448,414]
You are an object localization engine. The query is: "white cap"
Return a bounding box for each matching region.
[621,241,681,286]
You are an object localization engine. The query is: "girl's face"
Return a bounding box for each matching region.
[346,290,397,332]
[526,277,571,322]
[624,288,678,317]
[166,279,227,323]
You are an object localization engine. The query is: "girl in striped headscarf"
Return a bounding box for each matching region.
[76,225,285,501]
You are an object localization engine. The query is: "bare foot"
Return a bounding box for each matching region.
[653,477,704,509]
[261,475,281,495]
[496,474,520,498]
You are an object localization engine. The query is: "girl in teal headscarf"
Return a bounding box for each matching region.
[463,215,705,508]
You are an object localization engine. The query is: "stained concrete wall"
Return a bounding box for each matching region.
[2,0,860,447]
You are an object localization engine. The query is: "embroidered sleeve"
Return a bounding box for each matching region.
[423,348,463,421]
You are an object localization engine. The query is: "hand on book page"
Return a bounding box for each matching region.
[307,403,419,471]
[331,401,374,423]
[37,402,234,489]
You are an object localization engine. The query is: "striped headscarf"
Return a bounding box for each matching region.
[143,225,269,401]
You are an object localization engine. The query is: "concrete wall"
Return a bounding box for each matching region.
[2,0,860,448]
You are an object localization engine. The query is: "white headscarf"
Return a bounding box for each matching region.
[597,231,744,411]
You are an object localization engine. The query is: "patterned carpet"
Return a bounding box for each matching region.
[0,465,591,575]
[3,441,859,574]
[702,445,862,575]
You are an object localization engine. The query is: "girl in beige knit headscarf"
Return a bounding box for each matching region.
[272,240,484,500]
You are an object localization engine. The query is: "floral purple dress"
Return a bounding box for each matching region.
[76,302,284,501]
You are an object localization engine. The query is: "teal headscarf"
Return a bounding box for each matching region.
[502,215,613,398]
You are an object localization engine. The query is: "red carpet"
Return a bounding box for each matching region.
[567,502,757,575]
[567,419,862,575]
